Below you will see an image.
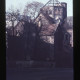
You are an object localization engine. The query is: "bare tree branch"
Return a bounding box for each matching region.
[24,1,44,19]
[6,6,20,35]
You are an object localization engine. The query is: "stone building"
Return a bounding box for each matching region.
[34,2,68,44]
[34,1,73,67]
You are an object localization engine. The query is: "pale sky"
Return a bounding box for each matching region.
[6,0,73,16]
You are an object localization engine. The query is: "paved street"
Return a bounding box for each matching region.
[6,68,73,80]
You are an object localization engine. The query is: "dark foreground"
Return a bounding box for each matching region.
[6,68,73,80]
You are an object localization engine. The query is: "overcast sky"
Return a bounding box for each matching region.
[6,0,73,16]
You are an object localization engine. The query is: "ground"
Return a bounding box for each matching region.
[6,68,73,80]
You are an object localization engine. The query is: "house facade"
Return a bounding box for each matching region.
[34,2,70,46]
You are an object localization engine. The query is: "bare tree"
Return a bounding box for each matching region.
[23,1,44,19]
[6,6,20,36]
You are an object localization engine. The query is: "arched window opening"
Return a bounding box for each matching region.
[64,33,70,45]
